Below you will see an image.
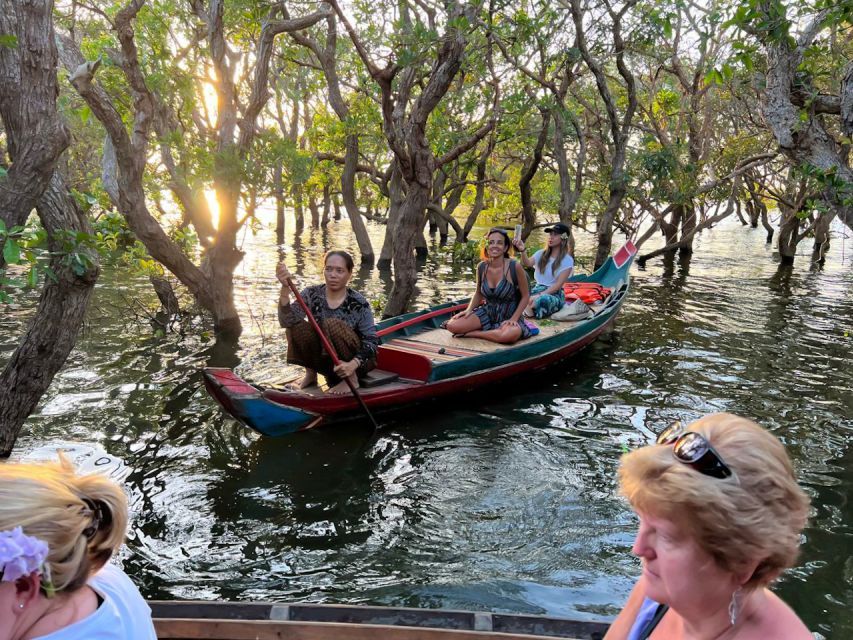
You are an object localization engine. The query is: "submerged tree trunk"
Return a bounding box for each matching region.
[321,184,331,227]
[379,161,404,270]
[386,180,431,315]
[777,208,800,265]
[0,0,100,456]
[462,133,495,242]
[0,174,99,456]
[274,165,285,244]
[342,134,375,263]
[519,111,550,237]
[308,194,320,228]
[678,204,696,257]
[811,211,835,266]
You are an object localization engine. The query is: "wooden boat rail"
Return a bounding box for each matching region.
[150,601,610,640]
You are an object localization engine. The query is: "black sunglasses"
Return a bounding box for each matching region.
[656,421,733,479]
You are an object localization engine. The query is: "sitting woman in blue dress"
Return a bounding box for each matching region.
[512,222,574,319]
[444,228,531,344]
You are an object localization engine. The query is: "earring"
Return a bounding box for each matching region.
[728,587,742,626]
[18,603,24,609]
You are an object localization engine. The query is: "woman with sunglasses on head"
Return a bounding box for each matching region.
[512,222,574,319]
[605,413,812,640]
[277,250,379,395]
[445,228,531,343]
[0,456,156,640]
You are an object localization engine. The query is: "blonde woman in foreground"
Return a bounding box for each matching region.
[0,457,155,639]
[606,413,813,640]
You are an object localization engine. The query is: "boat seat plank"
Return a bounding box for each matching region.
[154,619,583,640]
[382,342,459,362]
[361,368,400,388]
[387,337,486,357]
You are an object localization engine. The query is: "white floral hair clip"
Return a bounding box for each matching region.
[0,527,55,597]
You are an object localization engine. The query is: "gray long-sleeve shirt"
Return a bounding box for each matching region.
[278,284,379,363]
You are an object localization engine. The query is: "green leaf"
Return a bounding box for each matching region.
[0,34,17,48]
[0,166,7,178]
[3,238,21,264]
[43,267,58,283]
[0,218,5,234]
[27,265,39,288]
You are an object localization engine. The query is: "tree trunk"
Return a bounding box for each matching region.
[552,108,579,243]
[0,0,100,455]
[308,194,320,228]
[0,0,70,244]
[811,211,835,266]
[777,208,800,265]
[342,134,375,263]
[678,204,697,257]
[321,184,331,227]
[385,181,430,316]
[440,184,465,244]
[761,206,774,244]
[660,207,680,248]
[462,136,494,241]
[519,111,550,237]
[378,163,403,270]
[333,195,342,220]
[594,162,627,270]
[431,170,449,242]
[293,183,304,230]
[274,164,285,244]
[0,173,99,456]
[415,226,429,258]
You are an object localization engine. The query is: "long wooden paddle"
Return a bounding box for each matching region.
[284,276,380,431]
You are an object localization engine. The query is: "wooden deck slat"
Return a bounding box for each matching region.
[154,619,582,640]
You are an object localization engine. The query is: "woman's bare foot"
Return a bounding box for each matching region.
[293,372,318,389]
[327,377,358,395]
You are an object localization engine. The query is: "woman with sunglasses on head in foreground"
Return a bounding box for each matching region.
[512,222,574,319]
[445,228,531,344]
[277,250,379,395]
[605,413,812,640]
[0,456,156,640]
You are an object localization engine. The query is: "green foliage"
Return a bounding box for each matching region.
[450,239,483,264]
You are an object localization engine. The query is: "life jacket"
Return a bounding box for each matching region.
[562,282,611,305]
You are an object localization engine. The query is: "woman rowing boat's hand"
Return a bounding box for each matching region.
[277,251,378,395]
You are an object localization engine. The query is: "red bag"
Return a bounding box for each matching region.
[562,282,611,304]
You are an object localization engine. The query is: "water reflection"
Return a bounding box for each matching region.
[2,217,852,637]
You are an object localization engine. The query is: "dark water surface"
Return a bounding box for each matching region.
[2,216,852,638]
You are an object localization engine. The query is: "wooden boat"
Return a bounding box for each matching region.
[204,242,636,437]
[151,600,610,639]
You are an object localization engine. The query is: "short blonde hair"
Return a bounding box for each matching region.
[0,456,128,592]
[619,413,809,589]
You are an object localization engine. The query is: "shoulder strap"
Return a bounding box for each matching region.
[508,259,519,287]
[638,604,669,640]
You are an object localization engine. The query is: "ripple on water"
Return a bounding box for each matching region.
[3,218,852,635]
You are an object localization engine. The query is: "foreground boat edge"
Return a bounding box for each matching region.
[150,600,610,640]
